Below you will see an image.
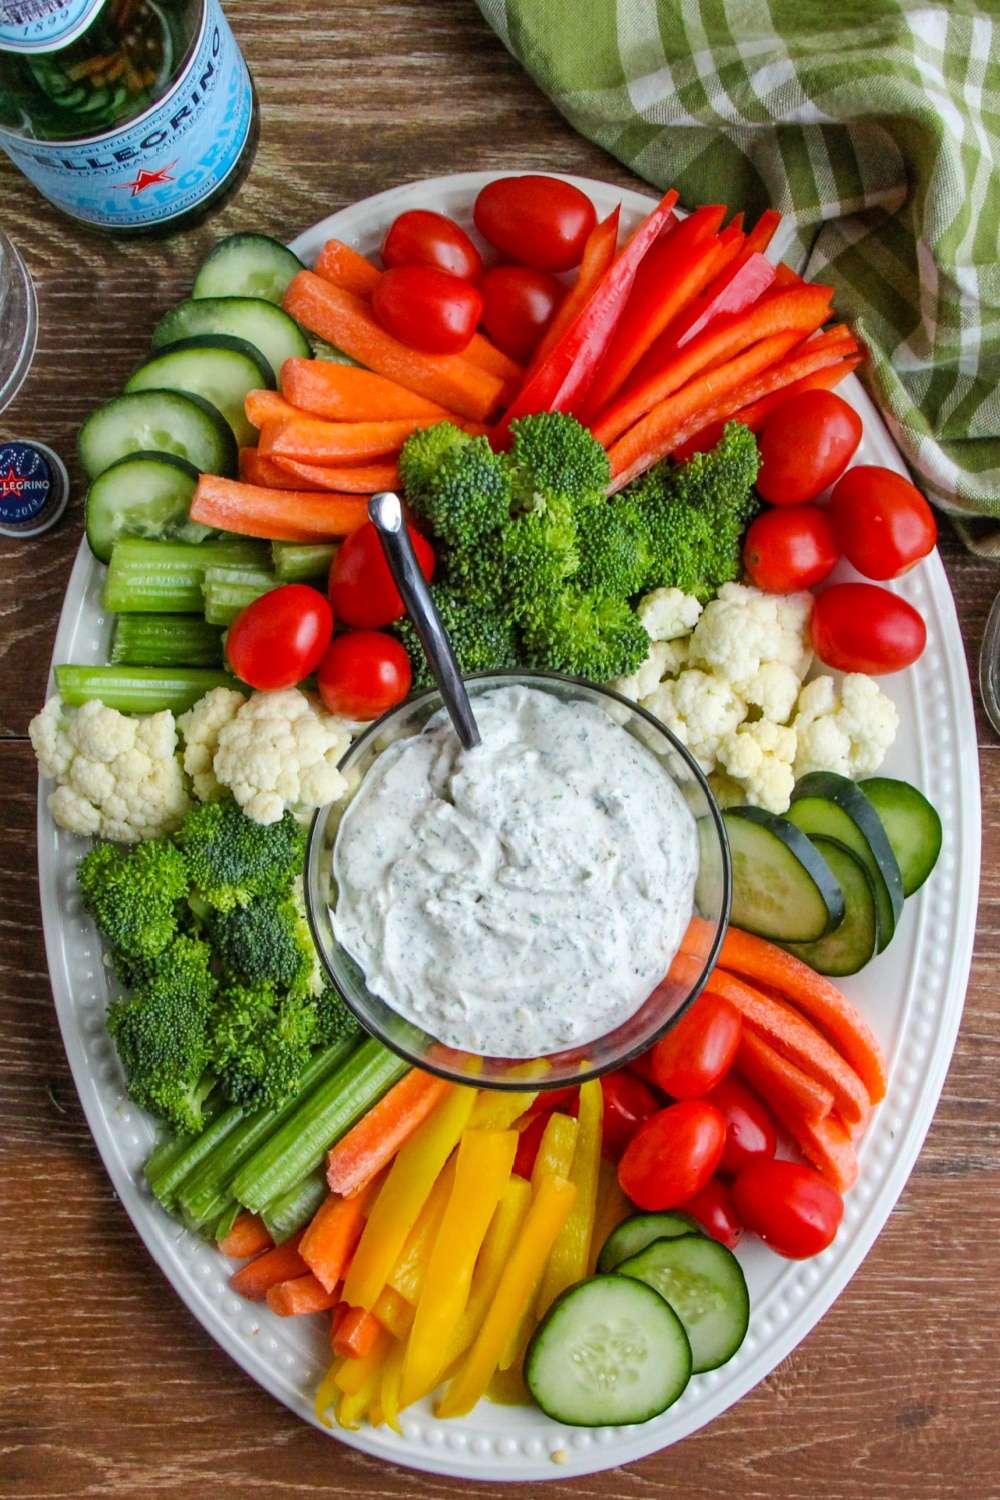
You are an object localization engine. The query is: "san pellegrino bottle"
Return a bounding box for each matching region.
[0,0,259,233]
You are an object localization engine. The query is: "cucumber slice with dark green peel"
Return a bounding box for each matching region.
[615,1234,750,1374]
[723,806,846,943]
[125,337,275,449]
[782,836,878,976]
[192,233,305,304]
[78,389,238,482]
[859,777,943,897]
[85,451,208,564]
[524,1275,692,1425]
[152,298,311,378]
[596,1210,705,1273]
[787,771,905,953]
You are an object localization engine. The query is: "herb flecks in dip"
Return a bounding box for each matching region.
[331,685,698,1057]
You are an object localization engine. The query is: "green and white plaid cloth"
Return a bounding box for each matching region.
[475,0,1000,553]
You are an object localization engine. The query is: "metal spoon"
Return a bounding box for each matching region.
[367,491,481,750]
[979,587,1000,737]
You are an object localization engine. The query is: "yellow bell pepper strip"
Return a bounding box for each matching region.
[468,1089,538,1130]
[342,1084,476,1310]
[387,1155,457,1305]
[535,1078,603,1318]
[379,1337,407,1435]
[334,1323,392,1395]
[314,1357,345,1429]
[487,1360,533,1406]
[400,1128,518,1408]
[530,1110,578,1188]
[589,1155,634,1275]
[435,1172,577,1420]
[372,1283,415,1341]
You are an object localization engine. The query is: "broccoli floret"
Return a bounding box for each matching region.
[521,587,650,682]
[502,499,580,614]
[77,838,190,985]
[392,584,520,689]
[506,411,611,514]
[576,496,656,598]
[399,423,512,550]
[632,421,761,602]
[209,883,321,1000]
[106,934,217,1134]
[175,797,305,911]
[313,984,363,1048]
[436,531,508,609]
[210,981,318,1112]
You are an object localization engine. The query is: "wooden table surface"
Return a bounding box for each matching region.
[2,2,999,1495]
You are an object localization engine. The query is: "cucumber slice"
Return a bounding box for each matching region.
[192,232,305,304]
[723,806,846,943]
[152,298,310,379]
[78,389,238,482]
[615,1234,750,1374]
[524,1275,692,1425]
[596,1210,705,1274]
[859,777,942,897]
[85,451,207,564]
[787,771,904,953]
[125,337,275,449]
[782,837,878,976]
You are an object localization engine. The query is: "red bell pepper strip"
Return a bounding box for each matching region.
[492,188,679,438]
[524,207,621,378]
[743,207,782,256]
[663,251,777,352]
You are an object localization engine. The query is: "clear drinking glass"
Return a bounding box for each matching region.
[0,230,38,413]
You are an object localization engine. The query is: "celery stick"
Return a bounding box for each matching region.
[111,613,224,668]
[232,1038,408,1214]
[260,1168,328,1244]
[54,664,242,715]
[145,1101,246,1209]
[202,565,279,626]
[212,1200,242,1244]
[271,542,338,583]
[101,537,270,613]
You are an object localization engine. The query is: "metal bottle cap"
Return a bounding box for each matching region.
[0,440,70,537]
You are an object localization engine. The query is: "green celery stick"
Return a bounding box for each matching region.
[260,1168,328,1244]
[202,565,279,626]
[54,664,242,715]
[271,542,338,583]
[101,537,270,613]
[111,613,224,667]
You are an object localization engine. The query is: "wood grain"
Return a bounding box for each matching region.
[2,1,1000,1495]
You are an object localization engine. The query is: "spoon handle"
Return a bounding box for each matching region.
[368,491,481,750]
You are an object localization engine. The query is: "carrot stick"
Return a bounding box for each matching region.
[280,357,457,422]
[326,1071,454,1197]
[669,357,862,463]
[239,447,401,493]
[245,388,300,429]
[606,329,807,490]
[283,270,507,421]
[300,1176,383,1293]
[719,928,887,1104]
[229,1233,308,1300]
[332,1304,383,1360]
[526,207,621,377]
[190,475,370,542]
[702,968,871,1129]
[768,1100,860,1193]
[260,412,459,465]
[217,1210,274,1260]
[314,238,382,297]
[735,1027,836,1128]
[266,1272,343,1317]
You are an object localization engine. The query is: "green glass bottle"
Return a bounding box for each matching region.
[0,0,259,233]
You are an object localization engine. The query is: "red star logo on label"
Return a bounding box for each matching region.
[116,161,178,196]
[0,466,27,500]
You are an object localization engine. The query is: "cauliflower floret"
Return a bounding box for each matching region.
[609,639,688,703]
[688,582,814,703]
[177,686,247,801]
[717,718,798,813]
[637,587,704,642]
[793,673,899,779]
[211,688,354,825]
[642,669,746,774]
[29,695,192,842]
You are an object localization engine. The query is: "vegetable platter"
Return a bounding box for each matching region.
[37,172,980,1481]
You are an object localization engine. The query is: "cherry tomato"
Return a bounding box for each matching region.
[626,1048,660,1087]
[473,175,597,272]
[372,263,483,354]
[649,992,742,1100]
[599,1069,662,1163]
[829,464,938,580]
[317,630,412,720]
[680,1176,744,1250]
[478,264,565,364]
[731,1158,844,1259]
[617,1099,727,1211]
[225,583,332,691]
[756,390,863,505]
[703,1074,778,1176]
[743,504,841,593]
[381,209,483,282]
[512,1110,550,1179]
[329,520,434,629]
[811,581,926,674]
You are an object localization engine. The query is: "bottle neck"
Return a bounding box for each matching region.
[1,0,110,55]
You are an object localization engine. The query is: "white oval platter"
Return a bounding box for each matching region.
[37,172,981,1482]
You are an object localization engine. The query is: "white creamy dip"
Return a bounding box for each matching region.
[331,684,699,1057]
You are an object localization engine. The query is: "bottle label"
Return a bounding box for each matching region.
[0,0,254,227]
[0,0,105,54]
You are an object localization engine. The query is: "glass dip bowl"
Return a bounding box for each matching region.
[305,670,731,1092]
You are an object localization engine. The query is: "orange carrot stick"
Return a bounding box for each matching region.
[245,388,300,429]
[269,454,402,492]
[266,1272,343,1317]
[283,270,507,422]
[190,475,370,542]
[229,1233,309,1301]
[719,928,887,1104]
[332,1304,382,1360]
[280,357,458,422]
[669,357,862,463]
[314,238,382,297]
[326,1072,454,1198]
[300,1178,383,1294]
[260,410,488,466]
[769,1100,860,1193]
[217,1210,274,1260]
[735,1027,836,1128]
